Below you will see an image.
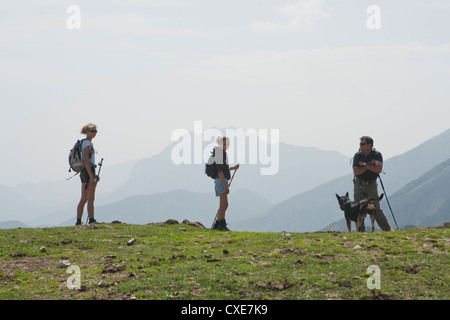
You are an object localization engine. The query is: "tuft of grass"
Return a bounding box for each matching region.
[0,222,448,300]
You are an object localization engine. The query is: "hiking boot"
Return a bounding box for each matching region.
[217,219,230,231]
[88,218,97,224]
[221,220,230,231]
[75,219,82,226]
[212,220,221,230]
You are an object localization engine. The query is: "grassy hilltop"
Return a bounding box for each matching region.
[0,221,448,300]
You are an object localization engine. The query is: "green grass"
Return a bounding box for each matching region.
[0,222,448,300]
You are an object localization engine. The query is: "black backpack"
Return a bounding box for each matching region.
[205,149,227,179]
[205,155,218,179]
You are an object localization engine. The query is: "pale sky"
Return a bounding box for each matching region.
[1,0,450,186]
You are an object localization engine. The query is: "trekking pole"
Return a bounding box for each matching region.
[228,167,238,188]
[211,210,219,229]
[97,158,104,178]
[211,167,239,229]
[377,174,400,230]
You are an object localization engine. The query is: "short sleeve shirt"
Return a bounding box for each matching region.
[81,139,95,165]
[213,147,231,180]
[352,149,382,181]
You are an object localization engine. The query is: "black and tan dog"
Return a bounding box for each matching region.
[335,193,384,232]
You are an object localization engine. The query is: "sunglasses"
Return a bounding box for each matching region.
[360,142,368,146]
[89,130,98,133]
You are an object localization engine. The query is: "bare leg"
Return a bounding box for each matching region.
[77,183,88,219]
[217,193,228,221]
[86,181,96,219]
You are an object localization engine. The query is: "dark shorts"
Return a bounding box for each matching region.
[80,164,96,184]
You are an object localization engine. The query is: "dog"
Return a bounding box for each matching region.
[335,192,384,232]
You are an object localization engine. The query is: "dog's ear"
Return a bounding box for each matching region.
[336,194,340,200]
[379,193,384,201]
[345,192,349,198]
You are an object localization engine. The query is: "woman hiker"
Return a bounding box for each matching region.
[76,123,100,225]
[211,136,239,231]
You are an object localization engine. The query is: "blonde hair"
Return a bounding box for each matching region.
[216,136,229,146]
[81,123,97,134]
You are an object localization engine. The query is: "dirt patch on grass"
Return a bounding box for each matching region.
[0,255,55,275]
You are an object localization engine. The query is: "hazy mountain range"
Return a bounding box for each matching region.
[1,129,450,231]
[103,141,351,204]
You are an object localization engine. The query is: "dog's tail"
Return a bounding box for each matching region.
[369,193,384,202]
